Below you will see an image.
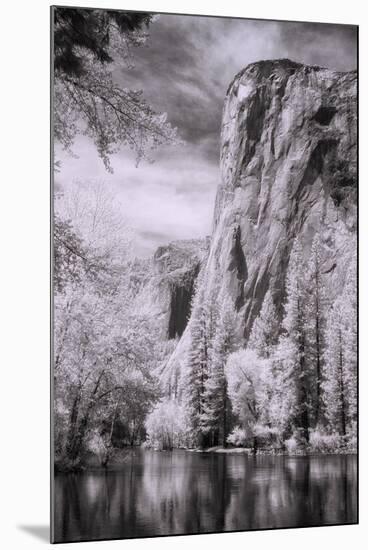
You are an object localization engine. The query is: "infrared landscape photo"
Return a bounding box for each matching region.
[51,6,358,543]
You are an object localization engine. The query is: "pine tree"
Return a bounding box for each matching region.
[323,250,357,439]
[281,238,311,442]
[201,293,236,446]
[185,269,213,448]
[247,290,280,428]
[248,290,279,357]
[343,250,357,429]
[268,336,297,439]
[304,234,327,426]
[323,300,348,436]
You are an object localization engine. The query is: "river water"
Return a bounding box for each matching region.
[53,450,357,542]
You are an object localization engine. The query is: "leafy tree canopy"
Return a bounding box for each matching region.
[54,8,152,77]
[53,7,179,171]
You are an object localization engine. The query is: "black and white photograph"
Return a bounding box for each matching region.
[51,6,358,543]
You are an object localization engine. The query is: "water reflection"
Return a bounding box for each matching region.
[53,451,357,542]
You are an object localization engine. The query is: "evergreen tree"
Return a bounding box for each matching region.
[201,292,236,446]
[304,234,327,425]
[246,290,280,430]
[323,250,357,439]
[281,238,311,442]
[267,336,296,440]
[185,270,213,448]
[323,300,348,436]
[343,251,358,428]
[248,289,279,357]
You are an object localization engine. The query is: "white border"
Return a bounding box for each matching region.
[1,1,366,548]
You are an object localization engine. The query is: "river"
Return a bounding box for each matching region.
[53,449,357,542]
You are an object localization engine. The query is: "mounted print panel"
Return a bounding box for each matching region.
[51,5,358,543]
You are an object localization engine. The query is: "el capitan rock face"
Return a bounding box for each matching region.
[161,59,357,391]
[205,59,357,340]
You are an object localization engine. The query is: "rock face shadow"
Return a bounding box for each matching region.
[17,525,50,543]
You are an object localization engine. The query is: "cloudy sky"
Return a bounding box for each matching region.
[56,12,357,257]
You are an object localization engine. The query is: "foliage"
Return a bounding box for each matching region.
[54,182,160,468]
[183,270,238,449]
[222,236,357,452]
[53,7,180,171]
[247,290,279,354]
[54,8,152,77]
[145,399,186,450]
[54,190,357,460]
[281,238,312,440]
[309,430,342,453]
[184,269,213,448]
[322,251,357,437]
[53,214,87,293]
[225,349,272,449]
[227,426,247,447]
[284,435,298,454]
[304,234,327,425]
[201,292,236,446]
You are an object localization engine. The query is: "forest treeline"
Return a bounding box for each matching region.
[162,235,357,454]
[54,184,357,470]
[53,182,169,470]
[53,8,357,470]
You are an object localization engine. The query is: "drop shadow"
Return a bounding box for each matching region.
[17,525,50,543]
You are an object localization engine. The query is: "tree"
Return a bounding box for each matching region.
[54,8,152,77]
[184,270,215,448]
[225,349,270,450]
[54,259,161,467]
[201,292,236,446]
[323,300,348,437]
[247,290,279,356]
[322,250,357,440]
[342,251,358,429]
[268,336,298,440]
[145,398,186,450]
[53,214,87,293]
[245,290,280,431]
[55,179,133,262]
[53,183,161,468]
[53,7,179,171]
[281,238,311,442]
[304,234,327,425]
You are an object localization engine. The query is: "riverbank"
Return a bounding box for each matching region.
[187,446,254,455]
[54,447,141,472]
[55,444,357,472]
[188,445,357,457]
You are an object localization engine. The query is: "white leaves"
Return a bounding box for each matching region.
[55,56,181,171]
[225,348,268,423]
[248,290,279,355]
[145,399,186,450]
[322,250,357,434]
[54,185,164,460]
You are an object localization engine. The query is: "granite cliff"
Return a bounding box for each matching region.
[210,59,356,337]
[163,59,357,388]
[136,238,209,340]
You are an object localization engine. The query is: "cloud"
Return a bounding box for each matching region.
[56,137,219,257]
[56,12,357,257]
[277,21,357,71]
